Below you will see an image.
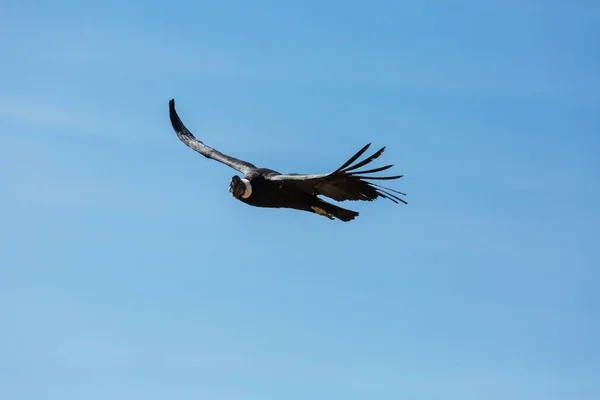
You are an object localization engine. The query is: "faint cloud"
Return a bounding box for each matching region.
[30,28,238,77]
[0,98,167,147]
[0,101,86,126]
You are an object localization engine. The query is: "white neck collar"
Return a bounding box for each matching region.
[241,178,252,199]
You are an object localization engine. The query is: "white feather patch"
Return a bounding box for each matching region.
[241,178,252,199]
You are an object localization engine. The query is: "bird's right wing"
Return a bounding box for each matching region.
[266,144,407,204]
[169,99,257,175]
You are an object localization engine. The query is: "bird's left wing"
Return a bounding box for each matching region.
[169,99,257,175]
[266,143,407,204]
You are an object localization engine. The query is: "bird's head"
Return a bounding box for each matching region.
[229,175,252,199]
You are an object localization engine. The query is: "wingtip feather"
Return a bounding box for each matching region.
[335,143,372,172]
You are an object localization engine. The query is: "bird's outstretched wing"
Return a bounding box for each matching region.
[266,144,407,204]
[169,99,257,175]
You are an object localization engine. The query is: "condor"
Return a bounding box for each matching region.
[169,99,406,222]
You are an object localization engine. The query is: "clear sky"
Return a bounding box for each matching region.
[1,1,599,399]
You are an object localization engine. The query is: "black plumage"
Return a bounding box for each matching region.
[169,99,406,222]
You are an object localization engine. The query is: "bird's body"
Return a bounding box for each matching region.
[168,99,406,222]
[237,170,359,221]
[240,170,308,209]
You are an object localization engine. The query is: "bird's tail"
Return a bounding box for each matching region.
[312,200,359,222]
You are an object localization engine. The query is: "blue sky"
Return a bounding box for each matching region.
[1,0,599,399]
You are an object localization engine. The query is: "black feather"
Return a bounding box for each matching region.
[371,182,407,196]
[342,147,386,172]
[351,164,393,175]
[334,143,371,172]
[353,174,404,180]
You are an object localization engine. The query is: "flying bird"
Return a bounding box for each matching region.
[169,99,406,222]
